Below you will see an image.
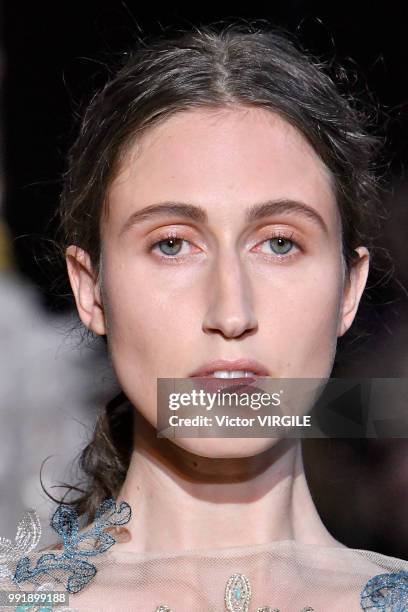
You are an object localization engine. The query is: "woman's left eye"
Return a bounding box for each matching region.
[258,236,296,256]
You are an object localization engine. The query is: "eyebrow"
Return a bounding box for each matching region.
[119,199,328,235]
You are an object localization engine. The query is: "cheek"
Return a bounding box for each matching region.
[101,262,197,376]
[256,260,344,376]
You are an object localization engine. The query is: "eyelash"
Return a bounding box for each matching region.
[148,230,301,262]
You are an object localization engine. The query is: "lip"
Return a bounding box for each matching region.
[188,358,270,378]
[189,377,266,396]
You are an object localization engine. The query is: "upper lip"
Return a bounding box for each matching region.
[189,358,269,377]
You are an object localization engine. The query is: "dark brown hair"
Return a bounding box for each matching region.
[53,22,381,522]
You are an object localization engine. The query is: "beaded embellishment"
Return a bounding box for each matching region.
[155,573,314,611]
[360,569,408,610]
[11,498,131,594]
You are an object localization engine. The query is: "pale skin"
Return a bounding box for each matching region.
[66,106,369,553]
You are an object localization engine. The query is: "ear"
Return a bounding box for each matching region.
[337,246,370,337]
[66,245,106,336]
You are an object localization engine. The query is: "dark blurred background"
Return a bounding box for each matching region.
[2,2,408,556]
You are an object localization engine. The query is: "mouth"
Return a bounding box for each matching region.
[189,358,269,379]
[195,370,260,381]
[188,359,269,392]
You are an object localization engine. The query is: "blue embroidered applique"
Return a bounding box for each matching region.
[360,569,408,611]
[12,498,131,595]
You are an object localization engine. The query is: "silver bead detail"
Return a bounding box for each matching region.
[225,573,252,612]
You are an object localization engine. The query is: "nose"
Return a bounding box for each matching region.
[202,254,258,339]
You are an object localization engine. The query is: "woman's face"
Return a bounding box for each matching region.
[67,106,369,458]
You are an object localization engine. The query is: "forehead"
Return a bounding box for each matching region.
[105,106,339,230]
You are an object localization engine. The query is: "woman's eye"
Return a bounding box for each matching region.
[155,237,186,256]
[259,236,295,256]
[152,235,296,258]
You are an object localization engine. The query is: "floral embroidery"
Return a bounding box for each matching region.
[0,510,41,582]
[360,569,408,611]
[12,498,131,595]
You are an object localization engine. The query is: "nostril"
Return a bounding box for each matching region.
[202,316,258,339]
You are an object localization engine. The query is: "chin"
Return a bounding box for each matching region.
[172,436,279,459]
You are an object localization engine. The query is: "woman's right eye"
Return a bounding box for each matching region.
[152,237,188,257]
[158,237,182,256]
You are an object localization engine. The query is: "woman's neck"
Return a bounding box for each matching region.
[115,412,341,554]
